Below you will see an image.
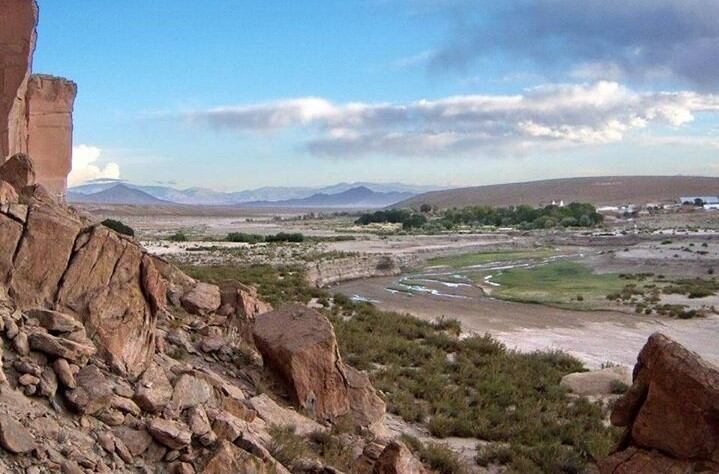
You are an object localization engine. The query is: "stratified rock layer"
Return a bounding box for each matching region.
[600,333,719,473]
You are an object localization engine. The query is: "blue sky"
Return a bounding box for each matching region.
[34,0,719,190]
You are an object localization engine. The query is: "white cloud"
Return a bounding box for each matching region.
[68,145,121,186]
[188,81,719,158]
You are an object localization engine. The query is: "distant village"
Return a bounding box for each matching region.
[595,195,719,217]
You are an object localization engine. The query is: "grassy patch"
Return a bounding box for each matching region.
[426,248,557,269]
[329,299,620,472]
[486,261,626,309]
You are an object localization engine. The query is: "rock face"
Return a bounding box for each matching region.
[0,0,37,160]
[373,441,427,474]
[253,305,385,426]
[599,333,719,473]
[25,75,77,199]
[1,1,75,200]
[306,255,400,288]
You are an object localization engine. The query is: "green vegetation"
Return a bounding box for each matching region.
[101,218,134,237]
[441,202,603,229]
[427,248,556,269]
[486,261,626,309]
[186,263,619,472]
[168,231,188,242]
[267,425,355,472]
[225,232,265,244]
[355,209,428,229]
[266,232,305,243]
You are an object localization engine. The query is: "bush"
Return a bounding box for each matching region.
[101,219,134,237]
[168,231,188,242]
[265,232,304,243]
[225,232,264,244]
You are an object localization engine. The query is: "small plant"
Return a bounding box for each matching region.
[101,218,134,237]
[267,425,311,468]
[610,380,630,394]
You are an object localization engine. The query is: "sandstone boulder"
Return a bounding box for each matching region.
[0,212,23,282]
[248,393,326,436]
[0,415,35,454]
[0,180,18,206]
[0,153,35,193]
[253,305,350,422]
[26,308,83,334]
[600,333,719,473]
[147,418,192,450]
[56,225,157,377]
[170,374,213,411]
[201,440,268,474]
[181,282,221,315]
[134,363,173,413]
[373,441,427,474]
[64,365,113,415]
[560,366,631,396]
[28,330,96,363]
[9,198,82,308]
[253,305,384,426]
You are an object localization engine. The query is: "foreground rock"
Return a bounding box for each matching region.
[560,366,631,396]
[373,441,427,474]
[253,305,385,426]
[600,333,719,473]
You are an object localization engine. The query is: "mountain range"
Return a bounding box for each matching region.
[68,180,438,207]
[68,182,423,208]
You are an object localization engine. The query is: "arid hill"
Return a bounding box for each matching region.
[396,175,719,209]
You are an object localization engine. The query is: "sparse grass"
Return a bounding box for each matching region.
[427,248,556,269]
[400,435,467,474]
[486,261,626,309]
[268,425,312,468]
[182,263,619,472]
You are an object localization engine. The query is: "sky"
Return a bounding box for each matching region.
[34,0,719,191]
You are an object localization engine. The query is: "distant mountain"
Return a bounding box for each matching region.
[68,184,170,205]
[243,186,414,209]
[69,180,434,206]
[395,176,719,209]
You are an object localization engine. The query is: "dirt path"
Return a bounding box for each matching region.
[334,276,719,368]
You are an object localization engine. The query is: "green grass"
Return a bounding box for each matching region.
[426,248,557,269]
[486,261,626,310]
[181,263,620,472]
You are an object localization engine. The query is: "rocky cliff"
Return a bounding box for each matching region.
[1,0,75,200]
[306,255,401,288]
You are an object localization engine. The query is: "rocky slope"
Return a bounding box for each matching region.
[0,158,425,473]
[306,255,401,288]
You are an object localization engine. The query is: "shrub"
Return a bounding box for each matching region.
[610,380,630,394]
[225,232,264,244]
[168,231,188,242]
[266,232,305,243]
[101,219,134,237]
[267,425,311,468]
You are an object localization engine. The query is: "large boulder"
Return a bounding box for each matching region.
[201,440,269,474]
[373,441,427,474]
[181,282,221,315]
[253,305,351,422]
[8,197,82,308]
[0,212,22,282]
[0,153,35,193]
[253,305,385,426]
[600,333,719,473]
[55,225,158,377]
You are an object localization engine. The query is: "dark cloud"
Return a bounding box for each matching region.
[428,0,719,89]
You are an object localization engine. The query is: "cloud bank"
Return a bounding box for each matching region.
[189,82,719,158]
[425,0,719,89]
[68,145,121,186]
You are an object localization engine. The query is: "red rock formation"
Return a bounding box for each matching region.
[25,74,77,199]
[253,305,385,426]
[599,333,719,473]
[0,0,37,160]
[1,1,76,199]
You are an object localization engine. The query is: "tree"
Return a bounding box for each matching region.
[101,219,134,237]
[420,203,432,213]
[694,198,705,207]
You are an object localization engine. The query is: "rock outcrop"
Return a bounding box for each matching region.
[306,255,400,288]
[1,0,75,200]
[0,0,37,160]
[560,366,631,396]
[600,333,719,473]
[25,74,77,198]
[253,305,385,426]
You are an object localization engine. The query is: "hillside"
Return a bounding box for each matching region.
[68,184,170,205]
[243,186,414,208]
[396,176,719,209]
